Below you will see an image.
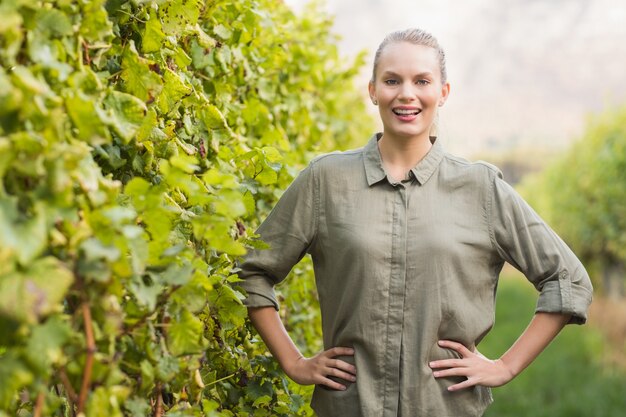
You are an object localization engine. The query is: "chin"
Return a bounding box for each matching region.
[388,127,429,140]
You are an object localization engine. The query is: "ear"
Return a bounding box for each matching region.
[368,80,377,105]
[438,82,451,107]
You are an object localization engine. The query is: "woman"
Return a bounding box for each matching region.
[238,29,593,417]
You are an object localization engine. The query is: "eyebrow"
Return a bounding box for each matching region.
[381,71,433,78]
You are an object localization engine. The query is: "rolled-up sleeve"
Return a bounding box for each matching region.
[488,170,593,324]
[237,163,318,310]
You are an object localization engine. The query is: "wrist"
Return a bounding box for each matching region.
[497,357,518,380]
[281,354,305,378]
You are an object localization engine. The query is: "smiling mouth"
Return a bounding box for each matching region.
[392,108,421,116]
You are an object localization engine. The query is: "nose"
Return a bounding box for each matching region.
[398,82,417,101]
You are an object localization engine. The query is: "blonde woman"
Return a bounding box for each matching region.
[239,29,593,417]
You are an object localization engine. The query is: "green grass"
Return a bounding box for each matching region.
[481,271,626,417]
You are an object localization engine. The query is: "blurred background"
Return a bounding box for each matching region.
[285,0,626,157]
[283,1,626,415]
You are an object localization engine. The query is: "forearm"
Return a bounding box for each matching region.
[248,306,357,390]
[248,306,303,373]
[431,311,572,390]
[499,311,571,377]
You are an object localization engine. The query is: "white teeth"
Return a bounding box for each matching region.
[393,108,420,115]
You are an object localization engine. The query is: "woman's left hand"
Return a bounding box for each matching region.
[429,340,515,391]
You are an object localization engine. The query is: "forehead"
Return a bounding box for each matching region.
[376,42,440,76]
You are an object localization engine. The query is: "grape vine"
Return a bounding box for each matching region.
[0,0,373,415]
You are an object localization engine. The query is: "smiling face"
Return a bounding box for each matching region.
[369,41,450,144]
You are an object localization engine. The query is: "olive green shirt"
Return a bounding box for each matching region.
[238,133,593,417]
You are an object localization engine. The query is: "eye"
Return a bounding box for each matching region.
[416,79,430,86]
[384,79,399,86]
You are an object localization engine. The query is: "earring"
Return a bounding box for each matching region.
[373,99,378,105]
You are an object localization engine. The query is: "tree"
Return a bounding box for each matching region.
[521,106,626,298]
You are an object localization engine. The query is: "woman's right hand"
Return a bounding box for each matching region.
[284,347,357,391]
[247,307,356,390]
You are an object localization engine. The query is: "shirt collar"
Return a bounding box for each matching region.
[363,133,445,186]
[363,133,387,186]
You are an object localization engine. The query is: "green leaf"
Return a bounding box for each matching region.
[11,65,54,97]
[0,9,23,65]
[81,237,121,263]
[79,0,113,42]
[125,397,151,417]
[0,353,33,409]
[0,198,47,265]
[169,154,199,173]
[261,146,282,163]
[209,284,246,330]
[135,108,159,143]
[104,90,148,143]
[65,92,110,144]
[242,98,269,128]
[120,42,163,102]
[85,386,127,417]
[25,316,72,374]
[35,8,73,37]
[169,276,208,313]
[0,137,15,193]
[243,191,256,216]
[139,360,155,391]
[0,257,73,324]
[214,189,246,218]
[155,355,179,382]
[167,309,205,356]
[158,261,194,286]
[156,68,192,114]
[255,165,278,185]
[246,379,274,401]
[193,25,217,49]
[0,68,22,115]
[128,275,162,312]
[160,0,202,35]
[202,168,237,188]
[252,395,272,407]
[200,104,228,130]
[213,24,232,40]
[142,11,165,53]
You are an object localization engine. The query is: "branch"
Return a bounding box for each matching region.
[58,367,78,416]
[82,40,91,66]
[33,391,45,417]
[77,302,96,414]
[204,371,237,388]
[154,384,163,417]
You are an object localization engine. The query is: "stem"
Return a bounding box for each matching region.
[154,384,163,417]
[77,302,96,414]
[204,371,237,388]
[33,391,45,417]
[58,368,78,416]
[82,40,91,66]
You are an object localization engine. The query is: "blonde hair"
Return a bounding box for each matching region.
[371,28,447,84]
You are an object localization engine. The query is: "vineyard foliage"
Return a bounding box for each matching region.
[0,0,373,415]
[521,106,626,296]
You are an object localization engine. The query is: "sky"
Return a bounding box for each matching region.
[284,0,626,157]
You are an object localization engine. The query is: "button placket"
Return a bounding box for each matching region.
[382,184,409,417]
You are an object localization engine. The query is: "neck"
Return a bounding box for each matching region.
[378,133,433,173]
